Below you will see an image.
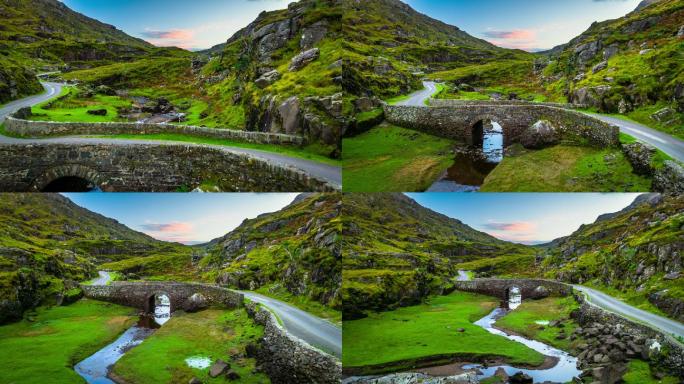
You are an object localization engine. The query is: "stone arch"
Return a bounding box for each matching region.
[467,114,505,147]
[145,291,173,314]
[504,285,522,309]
[30,164,103,192]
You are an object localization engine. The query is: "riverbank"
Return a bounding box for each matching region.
[0,299,136,383]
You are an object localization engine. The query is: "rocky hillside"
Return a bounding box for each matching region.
[342,193,535,318]
[0,194,187,324]
[541,193,684,321]
[541,0,684,137]
[197,0,345,157]
[199,193,341,310]
[0,0,189,103]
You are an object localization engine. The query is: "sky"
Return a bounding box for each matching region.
[406,193,640,244]
[64,193,298,244]
[61,0,291,50]
[59,0,643,51]
[403,0,643,51]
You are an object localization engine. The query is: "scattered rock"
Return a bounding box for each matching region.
[300,20,327,49]
[622,142,656,176]
[457,328,465,333]
[289,48,320,71]
[14,106,32,119]
[255,70,281,88]
[509,371,533,384]
[209,360,229,378]
[277,96,301,135]
[188,378,202,384]
[573,73,586,82]
[87,109,107,116]
[531,285,550,299]
[603,44,619,60]
[639,49,654,55]
[520,120,560,149]
[650,107,678,125]
[182,293,208,312]
[679,25,684,38]
[664,272,681,280]
[225,370,241,380]
[592,60,608,73]
[493,367,508,382]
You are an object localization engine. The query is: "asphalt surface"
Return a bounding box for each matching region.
[396,81,438,106]
[583,112,684,163]
[241,291,342,358]
[90,271,113,286]
[574,285,684,341]
[0,82,342,188]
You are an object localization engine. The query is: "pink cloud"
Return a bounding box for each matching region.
[140,28,197,49]
[483,29,535,40]
[482,29,540,51]
[140,222,193,233]
[483,221,535,232]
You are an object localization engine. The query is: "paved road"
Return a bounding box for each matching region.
[396,81,438,107]
[584,113,684,163]
[574,285,684,341]
[0,82,342,188]
[89,271,113,286]
[241,291,342,358]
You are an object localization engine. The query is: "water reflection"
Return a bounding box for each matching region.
[426,120,504,192]
[508,286,522,310]
[153,294,171,326]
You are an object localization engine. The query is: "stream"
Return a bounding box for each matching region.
[427,121,503,192]
[75,274,171,383]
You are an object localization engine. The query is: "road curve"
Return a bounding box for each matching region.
[89,271,113,286]
[0,83,341,188]
[396,81,438,107]
[574,285,684,341]
[241,291,342,358]
[583,113,684,163]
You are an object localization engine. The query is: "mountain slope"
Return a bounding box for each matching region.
[0,194,189,324]
[542,0,684,137]
[541,193,684,321]
[343,0,530,99]
[198,193,342,310]
[342,193,535,317]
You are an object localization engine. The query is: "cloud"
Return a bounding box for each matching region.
[139,222,193,233]
[140,29,193,40]
[482,221,535,232]
[482,30,535,40]
[140,28,197,50]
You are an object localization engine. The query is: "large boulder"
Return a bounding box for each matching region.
[531,285,550,299]
[592,60,608,74]
[650,107,679,125]
[209,360,229,378]
[622,142,656,176]
[509,372,533,384]
[289,48,320,71]
[277,96,301,135]
[182,293,209,313]
[520,120,560,149]
[87,109,107,116]
[574,40,601,67]
[300,20,327,49]
[13,106,32,120]
[255,70,281,88]
[653,161,684,195]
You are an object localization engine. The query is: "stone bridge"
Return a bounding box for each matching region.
[81,282,244,313]
[384,100,619,148]
[454,278,573,301]
[0,143,336,192]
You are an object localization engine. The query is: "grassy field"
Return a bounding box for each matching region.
[623,360,679,384]
[494,297,580,351]
[481,145,651,192]
[253,285,342,326]
[342,291,545,373]
[0,299,136,384]
[112,309,269,384]
[342,123,454,192]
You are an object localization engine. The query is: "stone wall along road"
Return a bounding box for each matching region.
[0,143,337,192]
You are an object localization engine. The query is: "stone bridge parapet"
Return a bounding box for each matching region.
[5,116,305,146]
[454,278,572,300]
[81,282,244,311]
[0,143,337,192]
[383,102,619,148]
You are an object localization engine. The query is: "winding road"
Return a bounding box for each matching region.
[400,81,684,162]
[241,291,342,358]
[0,82,342,189]
[574,285,684,341]
[88,271,342,358]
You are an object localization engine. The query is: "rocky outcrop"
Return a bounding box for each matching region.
[255,70,281,88]
[300,20,328,49]
[622,142,656,176]
[653,161,684,195]
[343,372,478,384]
[648,290,684,322]
[289,48,320,71]
[0,59,43,104]
[520,120,560,149]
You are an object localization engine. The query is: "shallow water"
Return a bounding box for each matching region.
[426,121,503,192]
[185,356,212,369]
[466,308,582,383]
[74,326,155,384]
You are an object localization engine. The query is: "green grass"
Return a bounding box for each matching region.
[30,88,132,123]
[253,285,341,326]
[494,297,580,351]
[623,360,679,384]
[112,309,268,384]
[342,291,545,373]
[481,145,652,192]
[87,133,340,166]
[385,93,413,106]
[342,123,454,192]
[0,299,136,384]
